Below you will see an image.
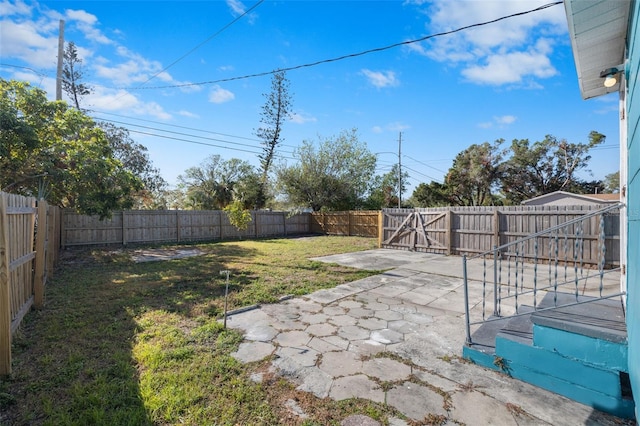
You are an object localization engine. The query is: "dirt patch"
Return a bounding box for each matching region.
[131,248,204,263]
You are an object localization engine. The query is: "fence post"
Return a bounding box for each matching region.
[493,209,500,251]
[0,193,12,375]
[446,208,453,255]
[378,211,383,248]
[282,211,287,236]
[176,210,180,243]
[253,211,258,238]
[122,211,127,246]
[60,209,66,249]
[218,211,223,240]
[34,200,47,309]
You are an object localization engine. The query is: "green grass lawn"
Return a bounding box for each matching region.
[0,236,404,425]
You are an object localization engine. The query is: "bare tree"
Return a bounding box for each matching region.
[254,70,292,208]
[62,41,91,109]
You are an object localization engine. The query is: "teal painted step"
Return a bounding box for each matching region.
[496,335,625,400]
[464,342,635,419]
[533,324,628,372]
[496,351,635,419]
[462,344,499,371]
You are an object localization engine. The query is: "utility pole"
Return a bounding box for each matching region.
[398,132,402,208]
[55,20,65,101]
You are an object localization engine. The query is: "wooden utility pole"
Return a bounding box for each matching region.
[55,20,65,100]
[398,132,402,208]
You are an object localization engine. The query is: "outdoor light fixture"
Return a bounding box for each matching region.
[600,64,625,88]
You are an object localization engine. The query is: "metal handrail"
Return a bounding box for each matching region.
[463,202,625,345]
[466,202,623,261]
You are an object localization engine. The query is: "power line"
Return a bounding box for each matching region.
[119,1,563,90]
[87,109,300,149]
[135,0,264,88]
[402,154,447,174]
[94,116,297,157]
[402,165,441,183]
[0,63,50,77]
[125,128,296,160]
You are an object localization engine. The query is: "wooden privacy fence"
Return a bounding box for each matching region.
[0,192,60,375]
[310,211,380,237]
[62,210,312,246]
[380,205,620,267]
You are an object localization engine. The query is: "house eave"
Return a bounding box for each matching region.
[564,0,631,100]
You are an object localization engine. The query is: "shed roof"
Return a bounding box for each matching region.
[521,191,620,205]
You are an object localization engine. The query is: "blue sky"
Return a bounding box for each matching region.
[0,0,621,194]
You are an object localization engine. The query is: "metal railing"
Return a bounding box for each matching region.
[462,203,625,345]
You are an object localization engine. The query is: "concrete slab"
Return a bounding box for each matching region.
[232,341,275,363]
[361,357,411,382]
[340,414,381,426]
[295,367,333,398]
[386,381,447,421]
[225,249,630,426]
[306,323,337,337]
[275,330,311,347]
[449,390,521,425]
[319,351,363,377]
[276,346,319,368]
[329,374,385,403]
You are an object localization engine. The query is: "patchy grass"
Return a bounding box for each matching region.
[1,236,389,425]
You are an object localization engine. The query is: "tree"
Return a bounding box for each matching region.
[62,41,92,110]
[1,79,143,218]
[603,171,620,193]
[98,122,167,208]
[255,70,292,208]
[409,181,450,207]
[499,132,605,204]
[277,129,376,211]
[365,164,410,209]
[445,141,503,206]
[178,155,256,210]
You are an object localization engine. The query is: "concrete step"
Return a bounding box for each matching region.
[462,292,634,419]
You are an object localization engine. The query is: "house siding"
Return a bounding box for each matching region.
[625,0,640,418]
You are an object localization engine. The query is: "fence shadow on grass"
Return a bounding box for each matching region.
[2,243,264,424]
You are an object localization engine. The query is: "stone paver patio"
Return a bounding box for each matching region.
[225,249,629,425]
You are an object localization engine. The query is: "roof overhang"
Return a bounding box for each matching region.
[564,0,631,100]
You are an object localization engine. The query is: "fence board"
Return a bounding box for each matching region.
[62,210,315,246]
[381,205,620,266]
[0,193,60,375]
[310,211,379,237]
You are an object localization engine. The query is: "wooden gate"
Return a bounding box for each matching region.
[380,210,451,253]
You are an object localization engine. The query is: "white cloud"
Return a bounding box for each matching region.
[0,0,32,16]
[386,122,410,132]
[462,48,556,85]
[83,86,171,120]
[477,114,517,128]
[0,19,59,68]
[361,69,399,88]
[495,115,517,125]
[227,0,245,15]
[409,0,566,87]
[177,110,200,118]
[209,85,235,103]
[226,0,257,24]
[134,101,172,120]
[65,9,112,44]
[372,122,411,133]
[290,111,317,124]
